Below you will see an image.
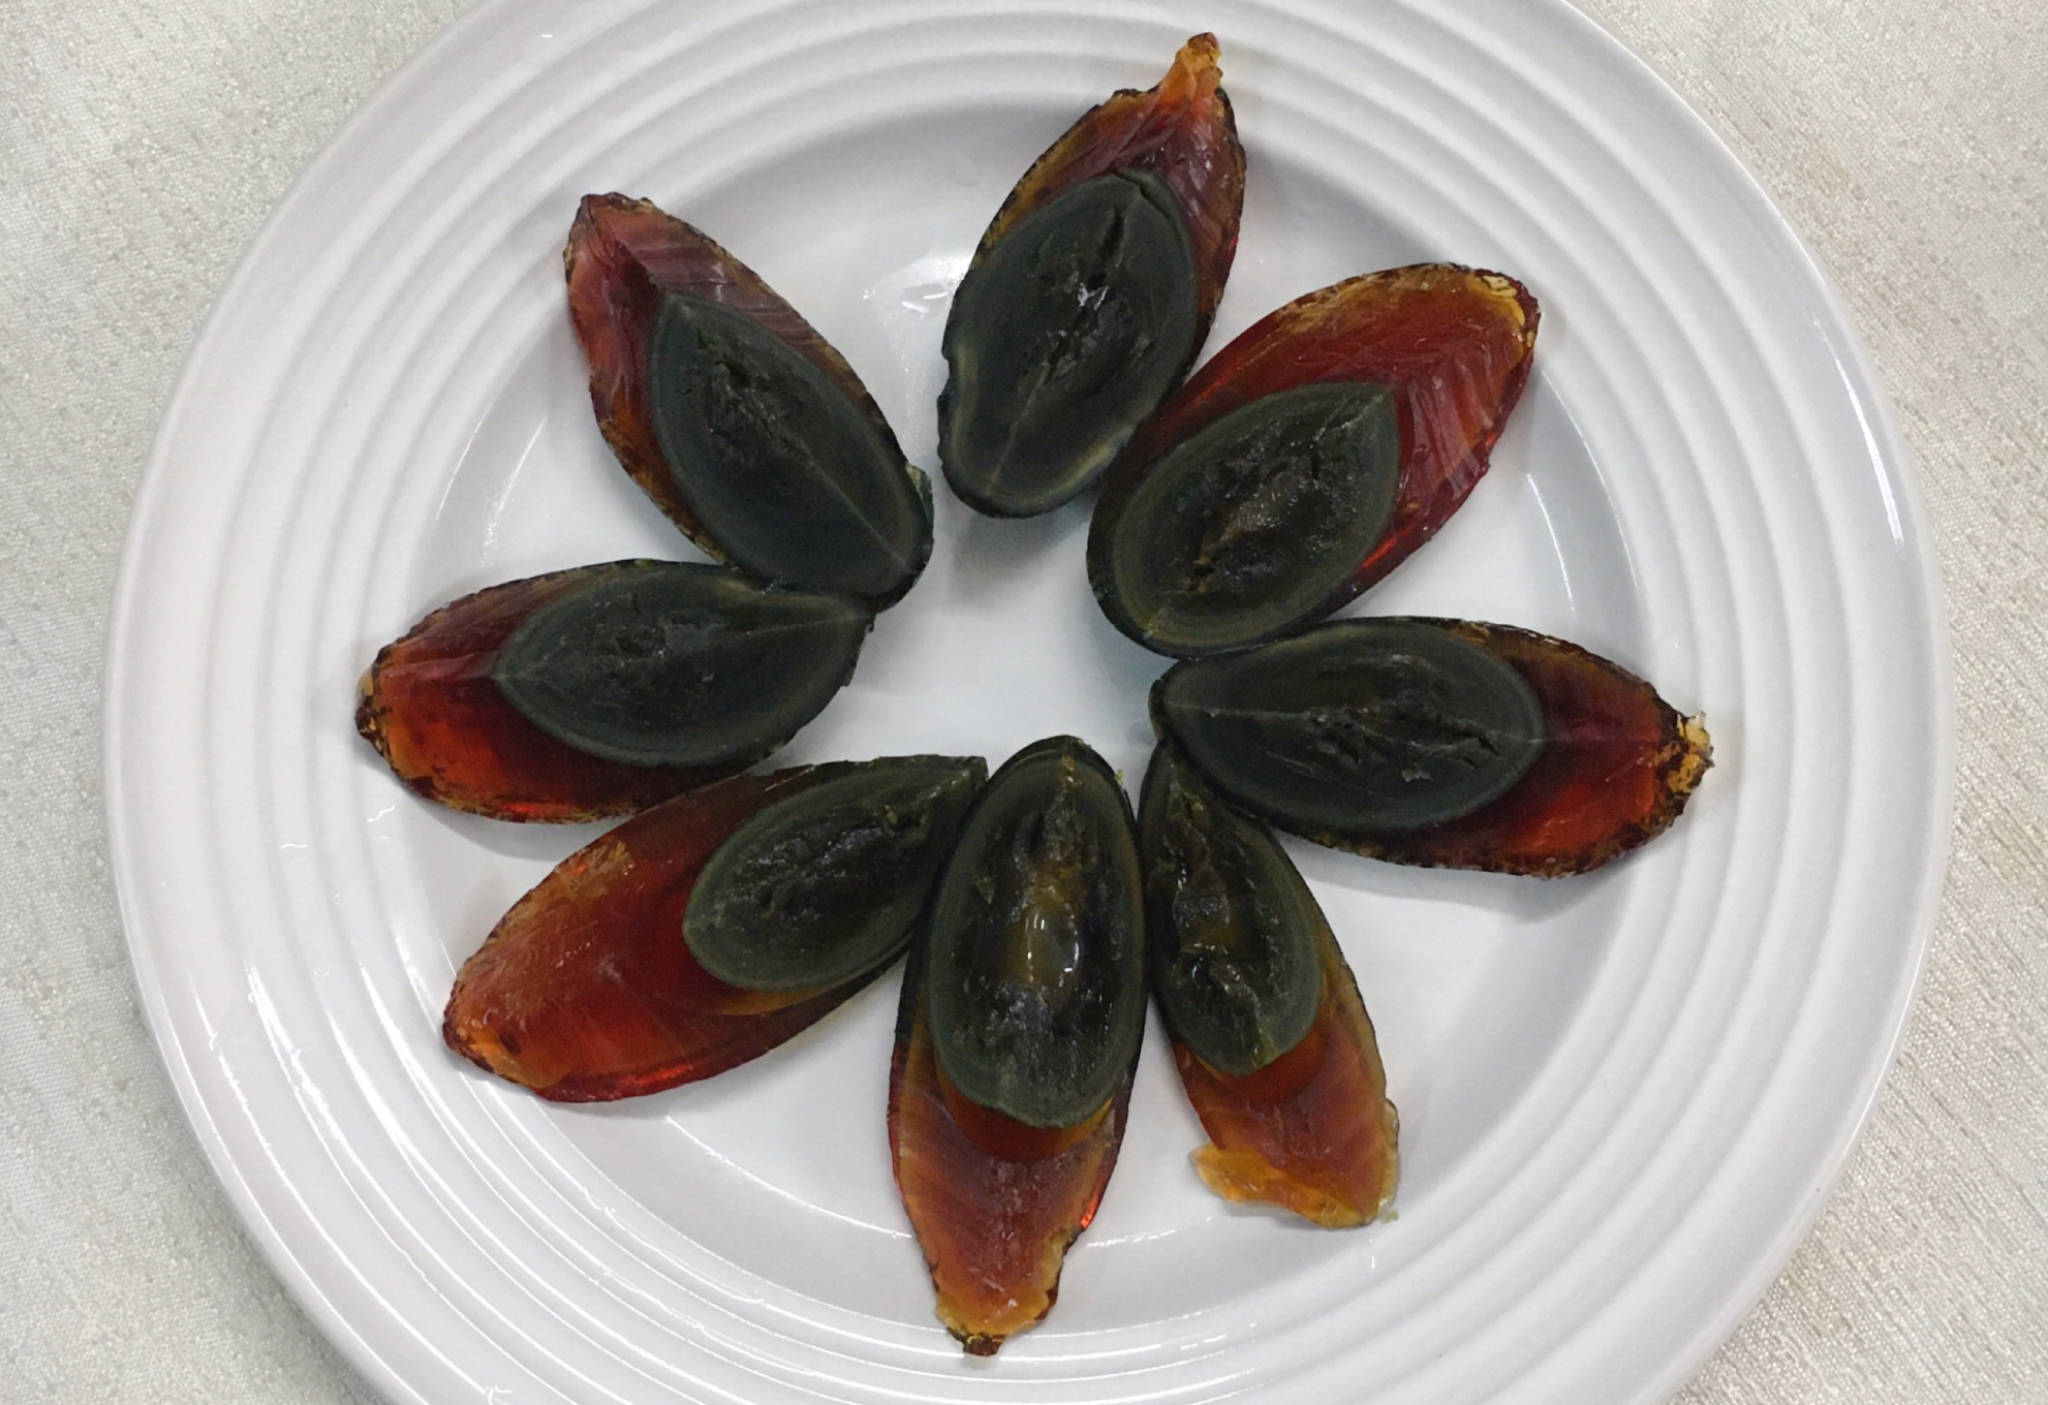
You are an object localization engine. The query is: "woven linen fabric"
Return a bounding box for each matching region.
[2,1,2042,1401]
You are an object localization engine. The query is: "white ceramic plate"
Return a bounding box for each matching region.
[105,2,1951,1402]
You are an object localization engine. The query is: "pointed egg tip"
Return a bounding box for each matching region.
[1161,33,1224,101]
[1671,713,1714,796]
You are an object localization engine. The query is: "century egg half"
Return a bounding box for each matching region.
[1153,617,1711,875]
[1139,746,1399,1227]
[1091,264,1540,656]
[566,194,933,606]
[937,35,1245,517]
[444,756,983,1101]
[890,736,1145,1355]
[357,561,871,822]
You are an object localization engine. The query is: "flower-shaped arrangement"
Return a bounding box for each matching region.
[356,36,1710,1357]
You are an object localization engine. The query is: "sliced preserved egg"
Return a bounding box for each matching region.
[1091,264,1540,654]
[564,194,932,607]
[443,762,981,1101]
[685,758,985,992]
[357,562,868,821]
[1139,748,1399,1226]
[1308,620,1713,875]
[891,737,1145,1355]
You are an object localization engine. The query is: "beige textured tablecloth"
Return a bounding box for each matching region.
[3,2,2042,1400]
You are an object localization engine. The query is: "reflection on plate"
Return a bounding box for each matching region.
[105,2,1949,1402]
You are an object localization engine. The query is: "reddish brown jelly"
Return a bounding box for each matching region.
[443,767,876,1101]
[974,33,1244,340]
[1245,622,1712,876]
[564,193,926,603]
[356,566,748,822]
[1168,916,1399,1228]
[1323,621,1712,876]
[1098,264,1539,616]
[888,951,1132,1355]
